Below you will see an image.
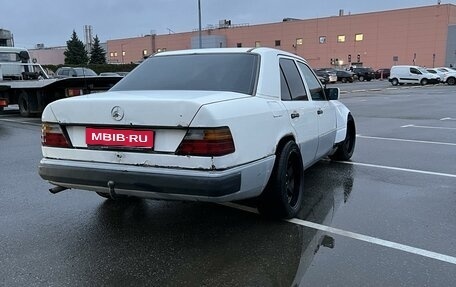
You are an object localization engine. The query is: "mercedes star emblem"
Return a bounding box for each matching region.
[111,106,124,121]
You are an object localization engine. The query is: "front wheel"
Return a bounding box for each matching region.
[358,75,365,81]
[420,78,428,86]
[258,141,304,219]
[330,115,356,161]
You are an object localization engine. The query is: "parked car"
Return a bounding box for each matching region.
[38,47,356,219]
[54,67,97,78]
[314,68,337,83]
[389,65,440,86]
[351,67,376,81]
[99,72,123,77]
[315,68,353,83]
[436,67,456,85]
[426,68,445,82]
[335,70,354,83]
[374,68,390,79]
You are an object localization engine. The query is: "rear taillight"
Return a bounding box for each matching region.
[65,88,83,97]
[41,123,71,148]
[176,127,235,157]
[0,98,8,107]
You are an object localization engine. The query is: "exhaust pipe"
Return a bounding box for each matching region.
[107,180,117,199]
[49,185,68,194]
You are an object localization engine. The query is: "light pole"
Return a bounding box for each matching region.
[121,43,125,64]
[198,0,202,48]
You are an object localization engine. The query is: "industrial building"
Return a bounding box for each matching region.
[107,4,456,69]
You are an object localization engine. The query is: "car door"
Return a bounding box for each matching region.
[279,58,319,168]
[297,62,337,159]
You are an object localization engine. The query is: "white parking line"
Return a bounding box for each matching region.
[401,124,456,130]
[357,135,456,147]
[440,117,456,121]
[221,202,456,265]
[337,161,456,178]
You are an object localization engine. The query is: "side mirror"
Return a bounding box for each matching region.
[325,87,340,100]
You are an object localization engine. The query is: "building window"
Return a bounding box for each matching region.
[122,51,126,56]
[237,43,242,47]
[114,52,118,57]
[337,35,346,43]
[255,41,261,47]
[275,40,281,47]
[143,49,148,56]
[319,36,326,44]
[110,52,114,57]
[296,38,303,45]
[355,33,364,41]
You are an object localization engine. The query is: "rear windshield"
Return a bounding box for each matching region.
[111,53,259,95]
[74,68,97,76]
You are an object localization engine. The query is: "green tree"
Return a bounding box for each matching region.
[64,30,89,65]
[89,35,106,64]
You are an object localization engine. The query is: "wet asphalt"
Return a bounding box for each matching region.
[0,81,455,286]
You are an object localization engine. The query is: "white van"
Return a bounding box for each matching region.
[389,65,441,86]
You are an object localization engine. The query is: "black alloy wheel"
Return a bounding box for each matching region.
[258,141,304,219]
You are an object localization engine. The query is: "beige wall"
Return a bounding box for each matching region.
[29,47,65,65]
[108,4,456,69]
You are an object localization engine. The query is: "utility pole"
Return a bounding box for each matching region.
[198,0,202,48]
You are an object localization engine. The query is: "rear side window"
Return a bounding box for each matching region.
[279,58,308,101]
[111,53,259,95]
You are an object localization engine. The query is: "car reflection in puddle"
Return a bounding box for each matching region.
[73,161,354,286]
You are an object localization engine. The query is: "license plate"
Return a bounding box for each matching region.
[86,127,154,148]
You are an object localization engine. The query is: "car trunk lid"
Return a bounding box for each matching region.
[48,90,250,127]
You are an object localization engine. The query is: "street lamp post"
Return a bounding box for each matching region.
[121,43,125,64]
[198,0,202,48]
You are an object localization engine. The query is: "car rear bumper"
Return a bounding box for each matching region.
[38,156,275,202]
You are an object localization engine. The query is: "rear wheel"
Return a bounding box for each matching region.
[447,77,456,85]
[258,141,304,219]
[341,78,347,83]
[330,115,356,161]
[358,75,365,81]
[391,78,399,86]
[420,78,428,86]
[18,93,31,117]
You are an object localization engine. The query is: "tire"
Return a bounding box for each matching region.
[358,75,365,81]
[329,115,356,161]
[420,78,428,86]
[258,141,304,219]
[18,93,31,117]
[447,77,456,85]
[367,78,372,82]
[391,78,399,86]
[341,78,347,83]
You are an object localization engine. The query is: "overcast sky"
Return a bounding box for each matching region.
[2,0,455,48]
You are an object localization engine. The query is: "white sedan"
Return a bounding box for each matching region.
[39,47,356,218]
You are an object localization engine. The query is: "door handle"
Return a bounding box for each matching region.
[317,109,323,115]
[291,112,300,119]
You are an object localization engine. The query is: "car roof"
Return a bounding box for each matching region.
[154,47,303,61]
